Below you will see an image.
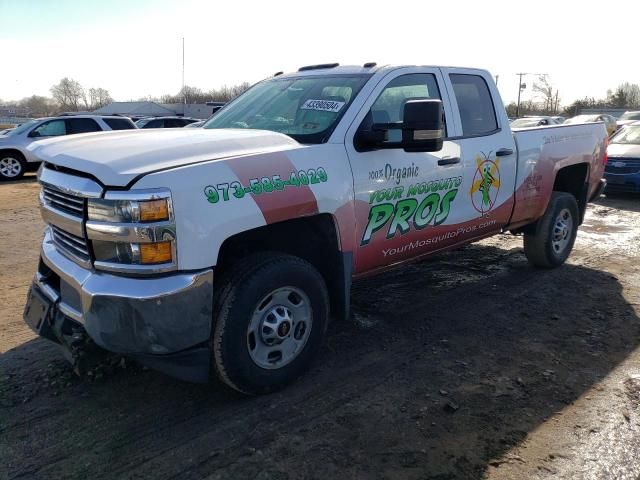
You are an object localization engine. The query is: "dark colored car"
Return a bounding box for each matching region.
[135,116,200,129]
[605,121,640,193]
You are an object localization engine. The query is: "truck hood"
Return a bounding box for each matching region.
[608,142,640,159]
[28,129,300,187]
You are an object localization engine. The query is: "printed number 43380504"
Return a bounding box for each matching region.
[205,168,328,204]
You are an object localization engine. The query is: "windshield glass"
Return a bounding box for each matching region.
[619,112,640,121]
[511,118,542,128]
[6,120,38,136]
[611,125,640,145]
[203,74,371,143]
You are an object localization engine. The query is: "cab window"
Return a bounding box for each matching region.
[370,73,443,142]
[449,74,498,136]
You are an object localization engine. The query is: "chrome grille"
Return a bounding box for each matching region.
[42,185,85,218]
[51,225,91,265]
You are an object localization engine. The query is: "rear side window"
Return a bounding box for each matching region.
[103,118,135,130]
[450,74,498,136]
[67,118,102,134]
[166,118,185,128]
[144,119,164,128]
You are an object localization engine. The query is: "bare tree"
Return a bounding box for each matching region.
[18,95,55,116]
[532,76,560,114]
[606,83,640,109]
[50,78,86,111]
[160,83,251,104]
[88,88,113,110]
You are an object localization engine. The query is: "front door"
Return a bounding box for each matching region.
[345,68,466,275]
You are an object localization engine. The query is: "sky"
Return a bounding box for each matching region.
[1,0,639,107]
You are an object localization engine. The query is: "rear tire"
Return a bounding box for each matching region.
[212,253,329,395]
[524,192,579,268]
[0,152,26,181]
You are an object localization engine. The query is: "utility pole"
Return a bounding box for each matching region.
[182,37,186,105]
[515,72,548,118]
[516,73,525,118]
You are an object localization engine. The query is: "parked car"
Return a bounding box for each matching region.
[604,121,640,193]
[510,116,560,128]
[0,115,137,180]
[616,111,640,129]
[24,63,607,394]
[135,116,200,128]
[184,120,205,128]
[565,114,618,136]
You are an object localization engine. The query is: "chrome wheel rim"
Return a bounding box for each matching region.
[0,157,22,178]
[247,287,312,370]
[551,208,573,254]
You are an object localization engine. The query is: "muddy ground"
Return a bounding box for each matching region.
[1,174,639,480]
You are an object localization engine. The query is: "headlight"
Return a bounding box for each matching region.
[88,198,170,223]
[86,189,176,274]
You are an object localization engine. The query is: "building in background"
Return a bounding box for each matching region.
[94,101,221,119]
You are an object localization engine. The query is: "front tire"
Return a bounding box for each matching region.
[0,153,26,181]
[524,192,579,268]
[212,253,329,395]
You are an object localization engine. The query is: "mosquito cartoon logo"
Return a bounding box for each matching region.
[470,153,501,213]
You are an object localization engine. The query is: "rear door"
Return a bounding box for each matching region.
[443,70,517,232]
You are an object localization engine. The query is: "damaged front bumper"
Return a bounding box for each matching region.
[23,229,214,382]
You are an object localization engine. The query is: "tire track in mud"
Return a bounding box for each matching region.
[15,262,542,480]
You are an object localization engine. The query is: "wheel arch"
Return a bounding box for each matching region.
[215,213,352,322]
[0,148,26,161]
[552,162,590,224]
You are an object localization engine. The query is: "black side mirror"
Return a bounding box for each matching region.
[28,130,41,138]
[354,99,444,153]
[400,99,444,152]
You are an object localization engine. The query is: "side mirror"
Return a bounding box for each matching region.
[28,130,41,138]
[401,99,444,152]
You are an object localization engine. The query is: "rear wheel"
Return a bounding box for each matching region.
[212,253,329,395]
[0,153,26,181]
[524,192,579,268]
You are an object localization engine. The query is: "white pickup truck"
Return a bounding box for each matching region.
[23,63,607,394]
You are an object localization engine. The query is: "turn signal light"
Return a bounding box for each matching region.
[140,199,170,222]
[139,242,172,264]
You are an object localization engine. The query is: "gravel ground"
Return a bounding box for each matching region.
[1,174,639,480]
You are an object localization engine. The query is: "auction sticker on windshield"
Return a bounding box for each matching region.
[300,99,345,112]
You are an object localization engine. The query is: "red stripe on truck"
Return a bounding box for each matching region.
[227,152,319,224]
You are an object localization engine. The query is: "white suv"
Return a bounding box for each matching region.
[0,115,136,180]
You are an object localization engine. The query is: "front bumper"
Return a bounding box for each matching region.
[604,172,640,193]
[25,229,214,381]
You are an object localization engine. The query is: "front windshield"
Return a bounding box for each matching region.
[204,74,371,144]
[6,120,38,136]
[619,112,640,121]
[611,125,640,145]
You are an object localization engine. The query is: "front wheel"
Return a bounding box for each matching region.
[212,253,329,395]
[524,192,579,268]
[0,154,26,180]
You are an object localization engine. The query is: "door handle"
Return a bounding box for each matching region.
[496,148,514,157]
[438,156,461,166]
